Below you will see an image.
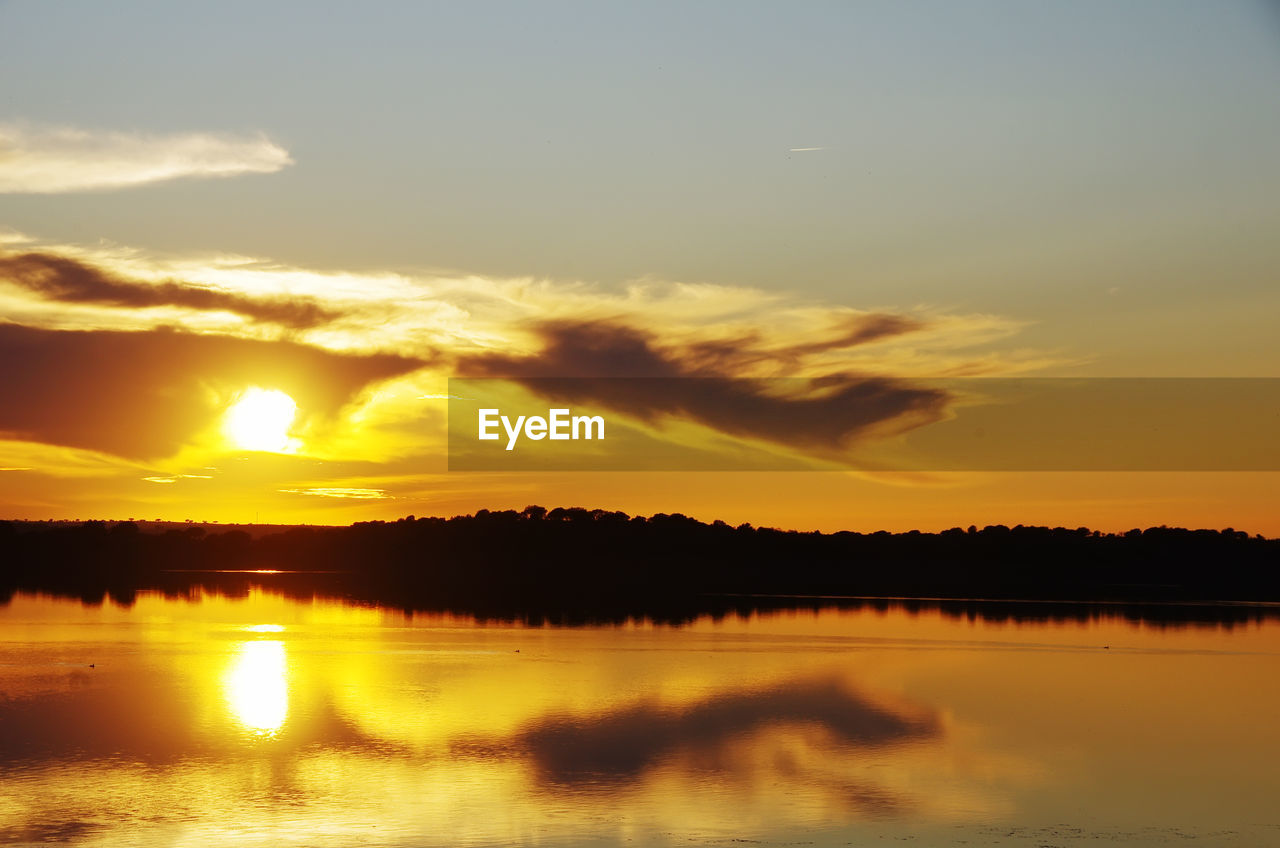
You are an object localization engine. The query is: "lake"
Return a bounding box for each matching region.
[2,588,1278,847]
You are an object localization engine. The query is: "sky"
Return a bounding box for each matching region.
[1,0,1278,532]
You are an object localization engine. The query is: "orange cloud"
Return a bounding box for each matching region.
[0,324,424,460]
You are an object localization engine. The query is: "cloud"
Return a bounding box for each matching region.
[142,474,212,484]
[279,487,390,499]
[456,676,938,794]
[457,319,951,455]
[0,236,1056,472]
[785,312,926,354]
[0,123,292,193]
[679,312,928,374]
[3,235,1041,378]
[788,146,828,152]
[0,252,341,329]
[0,324,425,459]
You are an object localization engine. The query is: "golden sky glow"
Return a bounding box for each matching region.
[1,1,1277,532]
[0,231,1274,532]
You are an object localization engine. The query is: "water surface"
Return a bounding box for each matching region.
[2,589,1278,846]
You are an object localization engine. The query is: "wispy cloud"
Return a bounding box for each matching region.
[0,123,292,193]
[0,252,340,329]
[2,234,1044,378]
[280,487,390,499]
[142,474,212,484]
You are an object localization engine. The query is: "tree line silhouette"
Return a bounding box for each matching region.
[1,508,1277,623]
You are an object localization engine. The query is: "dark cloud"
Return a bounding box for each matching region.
[783,312,926,356]
[0,252,341,329]
[0,324,425,459]
[682,313,925,373]
[455,677,938,799]
[457,320,949,454]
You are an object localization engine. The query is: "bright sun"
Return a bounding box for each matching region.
[223,388,298,453]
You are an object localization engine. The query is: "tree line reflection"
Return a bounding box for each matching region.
[2,571,1276,629]
[2,509,1278,629]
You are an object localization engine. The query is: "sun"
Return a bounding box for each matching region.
[223,388,299,453]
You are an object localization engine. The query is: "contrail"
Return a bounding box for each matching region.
[789,147,827,152]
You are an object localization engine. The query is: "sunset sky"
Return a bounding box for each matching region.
[1,1,1278,532]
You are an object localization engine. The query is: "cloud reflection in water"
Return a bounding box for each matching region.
[455,676,940,816]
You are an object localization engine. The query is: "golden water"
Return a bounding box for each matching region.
[2,590,1278,846]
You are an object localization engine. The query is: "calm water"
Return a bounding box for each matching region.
[2,589,1279,847]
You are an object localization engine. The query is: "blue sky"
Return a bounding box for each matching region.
[3,2,1276,322]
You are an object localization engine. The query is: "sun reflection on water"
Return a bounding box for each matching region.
[225,639,289,736]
